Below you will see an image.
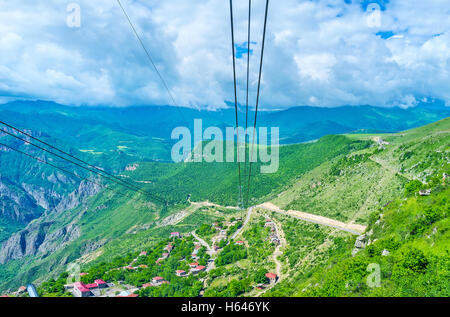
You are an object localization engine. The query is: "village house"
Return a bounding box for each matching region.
[85,283,98,289]
[124,265,136,270]
[73,282,92,297]
[95,279,108,289]
[164,244,174,252]
[152,276,165,285]
[235,240,244,246]
[191,254,199,260]
[139,251,147,256]
[419,189,431,196]
[162,252,169,259]
[189,262,198,268]
[191,265,206,275]
[176,270,187,277]
[17,286,27,294]
[171,232,181,238]
[138,264,148,269]
[265,273,277,284]
[142,283,153,288]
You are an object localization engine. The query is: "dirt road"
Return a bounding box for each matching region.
[191,231,215,257]
[230,206,254,240]
[258,202,366,235]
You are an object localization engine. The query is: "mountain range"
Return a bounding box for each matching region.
[0,100,448,295]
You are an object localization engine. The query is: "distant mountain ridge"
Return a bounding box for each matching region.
[2,99,449,144]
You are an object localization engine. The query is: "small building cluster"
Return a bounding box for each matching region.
[372,137,390,149]
[72,279,108,297]
[191,243,201,260]
[156,242,174,264]
[264,218,280,245]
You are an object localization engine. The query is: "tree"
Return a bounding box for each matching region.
[405,180,423,195]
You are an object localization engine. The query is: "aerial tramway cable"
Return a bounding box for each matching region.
[229,0,244,208]
[0,142,144,204]
[116,0,178,108]
[246,0,270,208]
[0,120,163,201]
[0,128,167,204]
[244,0,252,179]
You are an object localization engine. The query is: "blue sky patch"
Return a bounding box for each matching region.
[376,31,395,39]
[235,42,257,59]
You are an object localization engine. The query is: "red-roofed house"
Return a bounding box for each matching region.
[170,232,180,238]
[17,286,27,293]
[191,265,206,274]
[152,276,164,285]
[73,282,92,297]
[176,270,187,277]
[164,244,173,252]
[265,273,277,284]
[142,283,153,288]
[189,262,198,268]
[94,279,108,289]
[85,283,98,289]
[80,272,88,276]
[139,251,148,256]
[235,241,244,246]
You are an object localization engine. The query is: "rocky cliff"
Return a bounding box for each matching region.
[0,180,100,264]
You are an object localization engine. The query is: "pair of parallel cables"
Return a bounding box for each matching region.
[229,0,270,208]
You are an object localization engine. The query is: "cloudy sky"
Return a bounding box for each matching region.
[0,0,449,109]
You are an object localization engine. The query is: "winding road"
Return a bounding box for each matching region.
[258,203,366,235]
[231,206,254,240]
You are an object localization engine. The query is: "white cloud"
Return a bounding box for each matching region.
[0,0,449,109]
[295,53,337,82]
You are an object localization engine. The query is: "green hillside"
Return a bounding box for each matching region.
[0,118,448,296]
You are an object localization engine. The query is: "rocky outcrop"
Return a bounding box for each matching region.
[0,178,44,223]
[352,233,368,256]
[0,180,100,264]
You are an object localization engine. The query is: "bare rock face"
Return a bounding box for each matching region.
[0,178,43,223]
[0,180,100,264]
